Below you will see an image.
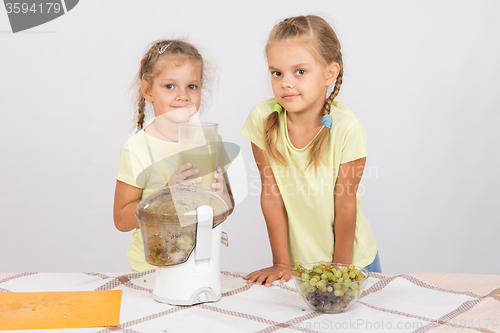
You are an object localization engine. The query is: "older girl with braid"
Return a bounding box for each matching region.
[241,15,379,287]
[114,40,233,272]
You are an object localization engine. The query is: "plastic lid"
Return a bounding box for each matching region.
[135,182,228,228]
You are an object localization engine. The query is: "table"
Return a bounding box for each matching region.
[1,271,499,332]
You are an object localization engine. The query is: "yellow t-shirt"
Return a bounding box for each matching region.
[116,129,232,272]
[240,98,377,267]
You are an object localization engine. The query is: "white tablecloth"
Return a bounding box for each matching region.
[1,271,499,332]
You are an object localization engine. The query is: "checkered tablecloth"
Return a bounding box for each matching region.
[1,271,499,332]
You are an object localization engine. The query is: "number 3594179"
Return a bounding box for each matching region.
[5,3,62,14]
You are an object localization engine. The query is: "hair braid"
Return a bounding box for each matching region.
[136,95,146,132]
[324,67,344,114]
[263,111,286,165]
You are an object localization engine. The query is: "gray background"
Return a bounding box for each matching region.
[1,0,499,274]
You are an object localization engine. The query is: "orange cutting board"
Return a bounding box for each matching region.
[0,290,122,330]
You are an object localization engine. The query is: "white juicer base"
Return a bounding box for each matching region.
[152,224,222,305]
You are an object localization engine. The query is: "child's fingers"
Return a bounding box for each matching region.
[189,176,203,183]
[179,168,199,179]
[244,271,262,283]
[177,163,192,172]
[257,274,275,287]
[213,170,224,184]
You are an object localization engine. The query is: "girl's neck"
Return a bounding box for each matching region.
[285,94,326,129]
[286,108,323,130]
[146,117,179,142]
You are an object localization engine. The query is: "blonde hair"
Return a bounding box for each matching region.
[263,15,344,170]
[134,40,204,131]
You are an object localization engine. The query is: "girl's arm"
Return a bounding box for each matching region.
[113,180,143,232]
[332,157,366,264]
[244,143,291,287]
[113,164,204,232]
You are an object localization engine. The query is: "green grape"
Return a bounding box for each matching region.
[301,273,310,280]
[343,272,349,279]
[327,286,333,292]
[316,281,325,289]
[337,278,344,283]
[321,273,329,280]
[340,266,348,273]
[349,272,356,279]
[334,271,342,278]
[334,283,342,290]
[319,260,328,266]
[314,268,323,274]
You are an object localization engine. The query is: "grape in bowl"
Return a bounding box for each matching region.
[290,261,369,313]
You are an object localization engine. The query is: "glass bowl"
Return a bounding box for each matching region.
[290,262,369,313]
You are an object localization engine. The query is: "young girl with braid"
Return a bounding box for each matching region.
[241,15,380,287]
[114,40,233,272]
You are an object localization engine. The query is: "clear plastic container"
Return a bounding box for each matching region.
[136,182,228,266]
[178,122,218,191]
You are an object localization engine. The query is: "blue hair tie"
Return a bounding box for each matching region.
[322,114,332,129]
[273,104,283,114]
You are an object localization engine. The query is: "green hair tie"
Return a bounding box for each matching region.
[273,104,283,114]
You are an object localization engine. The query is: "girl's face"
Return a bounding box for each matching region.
[142,57,201,122]
[267,41,337,115]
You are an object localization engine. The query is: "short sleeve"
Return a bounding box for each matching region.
[217,135,232,174]
[340,120,368,164]
[240,103,266,149]
[116,142,144,188]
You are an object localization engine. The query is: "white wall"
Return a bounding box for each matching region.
[1,0,499,275]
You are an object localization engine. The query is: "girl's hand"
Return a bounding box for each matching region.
[243,264,291,287]
[211,166,225,196]
[167,163,201,186]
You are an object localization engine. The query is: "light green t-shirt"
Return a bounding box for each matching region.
[240,98,377,268]
[116,129,231,272]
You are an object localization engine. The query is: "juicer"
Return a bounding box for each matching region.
[135,182,229,305]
